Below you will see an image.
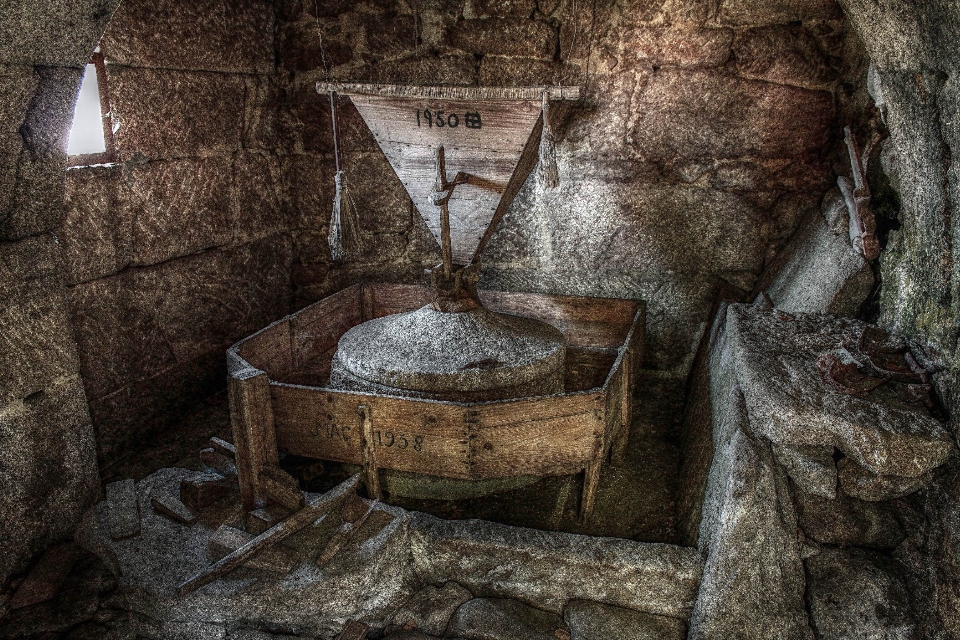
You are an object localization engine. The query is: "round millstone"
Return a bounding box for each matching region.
[330,304,566,402]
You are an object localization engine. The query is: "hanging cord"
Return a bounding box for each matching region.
[328,91,360,261]
[538,92,559,189]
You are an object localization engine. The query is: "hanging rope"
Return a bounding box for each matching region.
[538,92,559,189]
[328,90,360,261]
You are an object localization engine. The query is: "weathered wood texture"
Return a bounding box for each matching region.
[348,93,541,265]
[227,284,643,519]
[229,370,279,512]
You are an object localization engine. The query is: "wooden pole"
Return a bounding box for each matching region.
[229,369,279,512]
[611,349,632,465]
[435,145,453,279]
[359,405,382,499]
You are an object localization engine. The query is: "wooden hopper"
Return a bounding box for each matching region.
[316,83,582,267]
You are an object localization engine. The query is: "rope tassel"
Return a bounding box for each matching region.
[329,170,359,261]
[538,92,559,189]
[327,91,360,261]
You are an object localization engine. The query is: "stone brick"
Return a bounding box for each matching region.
[0,65,37,153]
[6,151,68,240]
[280,82,378,155]
[283,154,332,231]
[71,235,292,402]
[478,57,566,86]
[620,27,733,68]
[336,54,476,86]
[99,0,274,73]
[448,18,557,59]
[231,152,291,244]
[243,75,282,151]
[278,21,354,73]
[0,0,121,66]
[718,0,843,26]
[0,152,18,219]
[628,69,834,160]
[733,25,838,90]
[466,0,536,18]
[19,67,82,155]
[123,157,233,266]
[62,164,129,284]
[107,66,245,160]
[0,268,83,404]
[0,376,99,584]
[363,9,419,60]
[340,150,411,233]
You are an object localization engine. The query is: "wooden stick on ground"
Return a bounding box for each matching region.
[177,474,360,595]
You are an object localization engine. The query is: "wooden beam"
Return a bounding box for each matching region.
[230,368,279,512]
[611,349,633,465]
[317,82,582,101]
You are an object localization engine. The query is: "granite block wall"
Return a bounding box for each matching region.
[0,0,119,588]
[58,0,294,469]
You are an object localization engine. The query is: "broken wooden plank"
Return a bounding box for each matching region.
[105,479,140,540]
[245,503,292,536]
[200,448,237,477]
[9,542,83,609]
[210,437,236,458]
[336,620,370,640]
[180,474,237,512]
[151,493,196,525]
[207,525,296,574]
[177,474,361,595]
[317,500,376,567]
[260,465,305,511]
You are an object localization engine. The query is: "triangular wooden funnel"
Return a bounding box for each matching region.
[317,83,581,265]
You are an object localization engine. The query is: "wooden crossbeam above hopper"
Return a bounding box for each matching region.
[317,83,582,265]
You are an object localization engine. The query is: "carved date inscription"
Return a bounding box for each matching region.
[376,430,424,452]
[416,109,482,129]
[310,418,424,453]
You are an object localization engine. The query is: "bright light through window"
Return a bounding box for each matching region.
[67,63,106,156]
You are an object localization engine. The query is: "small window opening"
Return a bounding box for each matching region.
[68,52,115,166]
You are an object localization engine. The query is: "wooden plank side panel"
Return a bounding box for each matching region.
[368,283,433,319]
[603,361,625,456]
[475,391,603,428]
[470,410,602,478]
[270,385,472,479]
[290,286,363,371]
[236,319,293,379]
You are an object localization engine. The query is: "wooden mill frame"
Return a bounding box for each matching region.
[227,283,644,522]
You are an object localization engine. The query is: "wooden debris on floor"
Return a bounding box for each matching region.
[336,619,369,640]
[207,525,296,574]
[178,474,360,595]
[105,479,141,540]
[199,448,238,477]
[260,465,305,511]
[317,494,376,567]
[209,437,237,458]
[245,503,292,535]
[9,542,83,610]
[180,473,237,512]
[150,493,197,525]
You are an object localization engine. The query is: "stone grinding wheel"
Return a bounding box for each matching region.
[330,304,566,402]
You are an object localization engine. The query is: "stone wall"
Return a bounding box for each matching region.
[838,1,960,634]
[278,0,852,376]
[0,0,119,588]
[59,0,295,468]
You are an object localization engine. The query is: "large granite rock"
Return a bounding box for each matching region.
[806,547,916,639]
[409,513,702,618]
[756,198,874,317]
[446,598,562,640]
[385,582,472,636]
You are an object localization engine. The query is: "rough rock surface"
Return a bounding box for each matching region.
[564,599,687,640]
[385,582,473,636]
[447,598,562,640]
[795,490,905,550]
[806,547,916,639]
[757,205,874,317]
[409,513,703,618]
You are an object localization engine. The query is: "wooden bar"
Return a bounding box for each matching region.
[580,439,604,524]
[360,405,382,500]
[230,369,279,512]
[611,349,632,465]
[317,82,582,101]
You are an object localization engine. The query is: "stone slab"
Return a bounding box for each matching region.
[447,598,562,640]
[0,0,121,66]
[564,599,687,640]
[409,513,703,618]
[448,18,556,59]
[105,479,141,540]
[386,582,473,636]
[9,542,83,609]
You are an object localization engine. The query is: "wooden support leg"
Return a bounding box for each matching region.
[580,442,604,524]
[230,369,279,513]
[359,404,382,500]
[611,349,633,465]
